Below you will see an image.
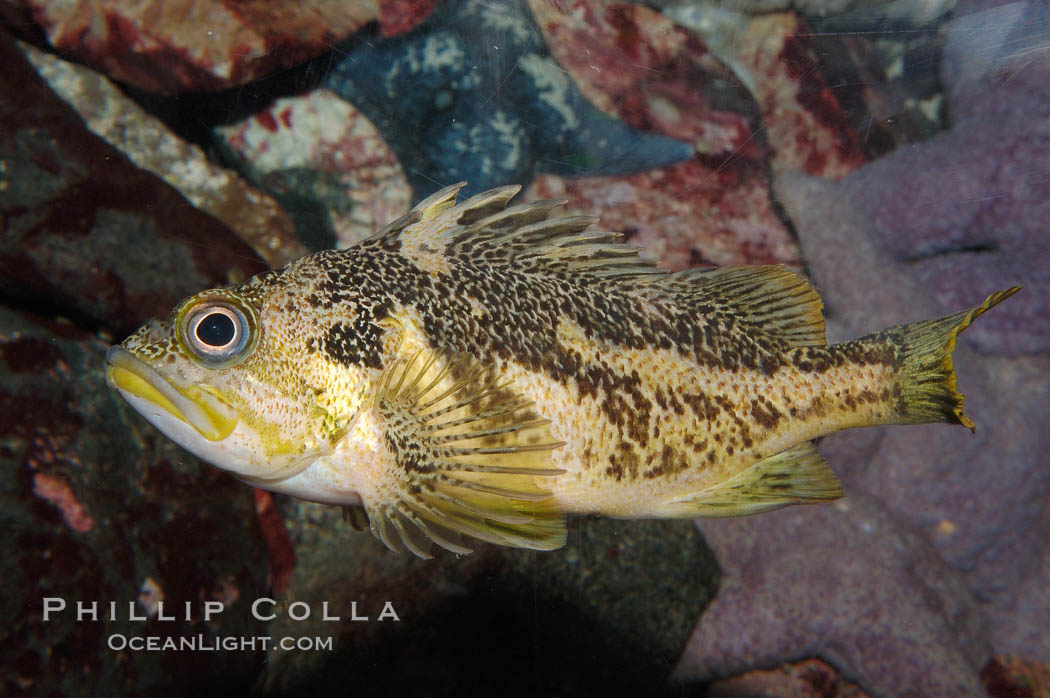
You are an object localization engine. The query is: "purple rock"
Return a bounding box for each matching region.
[676,493,990,697]
[831,84,1050,356]
[776,167,1050,665]
[676,2,1049,692]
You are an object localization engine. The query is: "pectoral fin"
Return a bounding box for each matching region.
[665,442,843,517]
[364,348,567,557]
[341,505,370,531]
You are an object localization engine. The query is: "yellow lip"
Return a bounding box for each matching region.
[105,346,238,441]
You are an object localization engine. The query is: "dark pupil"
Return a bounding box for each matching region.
[196,312,236,348]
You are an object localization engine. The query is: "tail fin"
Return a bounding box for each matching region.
[895,287,1020,431]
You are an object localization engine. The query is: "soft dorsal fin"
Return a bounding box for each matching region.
[656,266,827,347]
[370,183,667,283]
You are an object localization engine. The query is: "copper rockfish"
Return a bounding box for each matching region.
[106,184,1019,557]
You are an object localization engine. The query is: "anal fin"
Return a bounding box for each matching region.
[665,442,843,517]
[366,348,567,557]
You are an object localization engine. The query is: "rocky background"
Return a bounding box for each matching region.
[1,0,1047,696]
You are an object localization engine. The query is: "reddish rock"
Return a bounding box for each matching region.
[740,13,866,178]
[524,3,829,274]
[983,656,1050,698]
[662,8,867,179]
[524,157,800,271]
[530,0,761,159]
[378,0,439,37]
[253,489,296,596]
[12,0,388,93]
[32,472,94,533]
[708,658,870,698]
[0,307,270,695]
[21,40,307,269]
[0,31,268,334]
[217,90,411,248]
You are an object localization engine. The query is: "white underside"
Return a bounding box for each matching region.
[113,386,316,481]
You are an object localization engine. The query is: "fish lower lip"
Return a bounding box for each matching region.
[105,346,238,441]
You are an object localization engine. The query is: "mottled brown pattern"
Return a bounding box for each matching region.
[227,180,918,502]
[750,397,783,430]
[105,175,1020,561]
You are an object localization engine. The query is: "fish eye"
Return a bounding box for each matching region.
[175,295,258,369]
[194,308,238,348]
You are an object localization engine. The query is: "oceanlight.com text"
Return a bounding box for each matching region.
[107,634,334,652]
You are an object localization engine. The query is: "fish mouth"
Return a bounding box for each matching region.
[105,346,238,442]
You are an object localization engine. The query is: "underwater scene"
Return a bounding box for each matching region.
[1,0,1048,695]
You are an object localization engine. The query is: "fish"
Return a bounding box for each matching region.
[105,184,1021,558]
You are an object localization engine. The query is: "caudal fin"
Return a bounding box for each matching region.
[895,287,1020,432]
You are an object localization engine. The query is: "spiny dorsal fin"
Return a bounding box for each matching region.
[368,182,468,244]
[663,441,843,517]
[658,266,827,347]
[374,184,667,283]
[366,346,567,558]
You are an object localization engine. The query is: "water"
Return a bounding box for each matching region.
[1,1,1047,695]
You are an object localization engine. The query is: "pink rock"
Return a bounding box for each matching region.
[378,0,439,37]
[18,0,393,93]
[677,493,991,696]
[524,158,800,271]
[32,472,94,533]
[737,13,866,178]
[530,0,759,159]
[218,90,411,248]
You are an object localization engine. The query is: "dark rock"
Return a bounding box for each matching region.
[21,41,308,269]
[321,0,694,201]
[256,504,718,697]
[0,31,268,335]
[0,306,270,696]
[6,0,393,94]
